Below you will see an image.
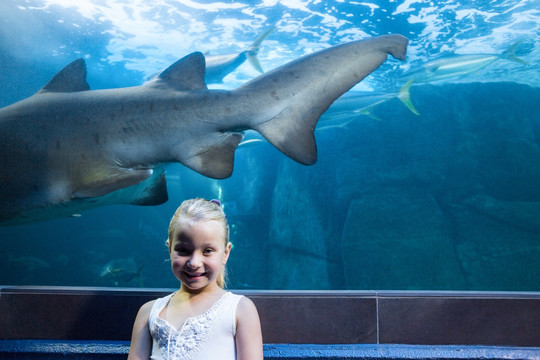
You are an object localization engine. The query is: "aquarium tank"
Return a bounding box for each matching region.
[0,0,539,291]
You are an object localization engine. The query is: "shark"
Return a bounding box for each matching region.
[204,27,274,83]
[400,41,527,84]
[0,34,408,225]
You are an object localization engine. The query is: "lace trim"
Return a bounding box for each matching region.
[151,293,230,360]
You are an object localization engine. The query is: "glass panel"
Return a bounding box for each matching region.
[1,0,538,291]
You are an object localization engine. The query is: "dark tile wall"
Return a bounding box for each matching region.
[0,287,163,340]
[249,293,377,344]
[1,287,539,346]
[378,296,540,347]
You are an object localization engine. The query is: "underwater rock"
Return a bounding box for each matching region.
[330,82,540,203]
[268,159,334,289]
[463,194,540,233]
[450,204,540,290]
[340,188,464,290]
[228,81,540,290]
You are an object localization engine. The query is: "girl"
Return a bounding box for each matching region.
[128,198,263,360]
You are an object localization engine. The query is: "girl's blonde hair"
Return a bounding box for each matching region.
[168,198,230,288]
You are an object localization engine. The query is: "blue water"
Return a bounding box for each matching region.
[0,0,539,290]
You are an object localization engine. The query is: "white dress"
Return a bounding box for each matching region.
[149,292,243,360]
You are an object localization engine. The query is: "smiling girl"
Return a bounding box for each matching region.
[128,198,263,360]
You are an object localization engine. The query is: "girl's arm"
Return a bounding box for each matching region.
[235,297,264,360]
[127,301,154,360]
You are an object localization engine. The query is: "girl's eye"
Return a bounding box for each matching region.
[203,248,214,255]
[176,248,189,255]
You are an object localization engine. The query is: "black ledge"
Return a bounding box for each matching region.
[0,287,539,347]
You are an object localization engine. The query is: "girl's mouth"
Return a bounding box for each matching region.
[183,271,206,279]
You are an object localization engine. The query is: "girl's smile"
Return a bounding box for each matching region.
[183,271,206,278]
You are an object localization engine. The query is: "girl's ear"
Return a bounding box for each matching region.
[223,242,232,264]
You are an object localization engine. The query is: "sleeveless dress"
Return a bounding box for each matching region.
[148,291,243,360]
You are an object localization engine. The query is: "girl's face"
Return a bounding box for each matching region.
[169,220,231,293]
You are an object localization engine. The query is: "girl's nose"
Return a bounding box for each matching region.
[187,253,202,268]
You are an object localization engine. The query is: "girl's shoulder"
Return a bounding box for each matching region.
[233,294,263,359]
[131,299,156,327]
[234,294,258,318]
[226,291,244,301]
[137,293,174,319]
[138,299,156,316]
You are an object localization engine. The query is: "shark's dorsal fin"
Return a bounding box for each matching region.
[153,52,208,91]
[39,58,90,93]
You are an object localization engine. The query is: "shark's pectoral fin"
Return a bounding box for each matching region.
[73,167,153,199]
[106,168,168,206]
[182,132,244,179]
[254,108,318,165]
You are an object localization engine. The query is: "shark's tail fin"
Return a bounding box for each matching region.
[246,26,275,73]
[502,41,528,65]
[397,79,420,115]
[242,34,409,165]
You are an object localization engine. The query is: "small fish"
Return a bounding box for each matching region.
[321,79,419,123]
[8,255,51,272]
[401,41,528,83]
[100,258,144,287]
[204,26,275,83]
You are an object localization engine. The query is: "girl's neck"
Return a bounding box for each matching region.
[178,283,226,298]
